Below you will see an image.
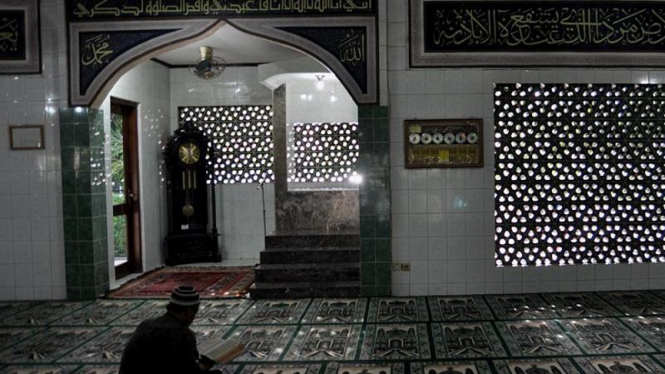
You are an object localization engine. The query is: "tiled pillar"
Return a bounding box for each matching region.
[358,106,392,296]
[59,108,109,300]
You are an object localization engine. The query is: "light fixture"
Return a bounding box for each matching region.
[315,74,325,90]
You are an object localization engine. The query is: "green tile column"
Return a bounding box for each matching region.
[60,107,109,300]
[358,106,391,296]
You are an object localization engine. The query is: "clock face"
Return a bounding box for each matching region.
[178,142,201,165]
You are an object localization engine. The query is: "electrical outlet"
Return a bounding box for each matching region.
[392,263,411,271]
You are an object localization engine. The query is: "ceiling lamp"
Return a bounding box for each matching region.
[189,46,226,80]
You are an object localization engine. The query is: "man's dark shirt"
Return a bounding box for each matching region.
[119,313,205,374]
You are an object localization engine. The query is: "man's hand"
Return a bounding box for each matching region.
[199,361,214,371]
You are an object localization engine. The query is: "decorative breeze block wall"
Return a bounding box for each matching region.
[494,84,665,267]
[179,105,274,184]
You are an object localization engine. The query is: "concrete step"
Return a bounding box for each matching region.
[260,247,360,264]
[250,281,359,298]
[255,262,360,283]
[265,233,360,249]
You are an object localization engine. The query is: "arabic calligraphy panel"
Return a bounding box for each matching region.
[278,26,368,94]
[0,0,39,74]
[78,29,177,95]
[411,0,665,67]
[0,10,24,60]
[67,0,375,19]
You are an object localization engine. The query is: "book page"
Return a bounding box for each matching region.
[199,338,245,364]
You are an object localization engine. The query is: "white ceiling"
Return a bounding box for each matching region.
[156,24,305,65]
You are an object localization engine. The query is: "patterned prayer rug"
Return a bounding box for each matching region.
[106,267,254,299]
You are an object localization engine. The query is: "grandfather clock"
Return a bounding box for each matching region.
[164,122,220,265]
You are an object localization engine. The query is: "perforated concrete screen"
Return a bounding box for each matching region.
[289,122,359,183]
[179,106,274,184]
[494,84,665,267]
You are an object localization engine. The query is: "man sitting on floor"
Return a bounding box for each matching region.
[119,285,223,374]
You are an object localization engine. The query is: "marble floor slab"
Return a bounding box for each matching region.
[2,291,665,373]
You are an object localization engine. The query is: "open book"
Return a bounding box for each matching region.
[199,338,245,365]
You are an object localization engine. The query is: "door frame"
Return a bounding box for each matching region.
[111,97,143,279]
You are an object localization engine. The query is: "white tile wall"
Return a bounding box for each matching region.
[0,0,67,300]
[100,60,172,283]
[386,0,665,296]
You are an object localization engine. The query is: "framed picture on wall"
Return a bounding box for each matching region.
[9,125,44,150]
[404,119,483,168]
[0,0,41,74]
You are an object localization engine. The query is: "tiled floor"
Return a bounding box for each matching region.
[3,291,665,373]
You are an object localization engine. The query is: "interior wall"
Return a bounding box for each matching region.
[99,60,171,282]
[286,76,358,124]
[273,75,361,231]
[387,0,665,296]
[0,0,68,301]
[170,67,274,261]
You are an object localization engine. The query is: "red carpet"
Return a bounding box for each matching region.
[107,267,254,299]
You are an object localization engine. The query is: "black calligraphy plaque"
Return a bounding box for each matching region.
[279,27,367,93]
[411,0,665,67]
[422,1,665,52]
[0,10,26,60]
[67,0,375,19]
[0,0,39,74]
[78,29,176,95]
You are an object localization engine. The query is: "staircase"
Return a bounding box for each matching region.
[251,231,360,298]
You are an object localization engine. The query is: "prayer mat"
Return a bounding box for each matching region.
[106,267,254,299]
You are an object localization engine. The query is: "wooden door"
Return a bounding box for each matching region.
[111,99,142,279]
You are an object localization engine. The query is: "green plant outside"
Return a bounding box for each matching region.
[111,113,127,259]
